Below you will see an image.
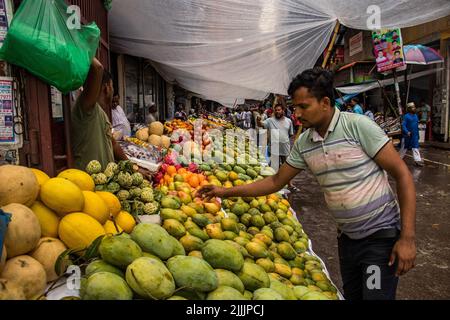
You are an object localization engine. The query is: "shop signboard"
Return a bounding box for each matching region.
[0,77,14,143]
[372,28,406,73]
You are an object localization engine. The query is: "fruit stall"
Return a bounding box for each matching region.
[0,117,342,301]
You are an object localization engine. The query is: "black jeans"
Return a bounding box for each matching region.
[338,229,400,300]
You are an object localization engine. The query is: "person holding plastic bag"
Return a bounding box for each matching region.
[71,58,129,170]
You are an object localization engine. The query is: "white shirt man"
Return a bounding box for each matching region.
[111,95,131,138]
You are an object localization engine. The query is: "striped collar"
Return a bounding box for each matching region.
[309,108,341,142]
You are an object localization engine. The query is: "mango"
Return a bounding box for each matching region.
[234,236,250,247]
[161,196,181,209]
[274,263,292,279]
[237,262,270,292]
[215,171,229,182]
[205,223,225,240]
[160,208,187,223]
[244,290,253,300]
[270,279,297,300]
[278,242,297,260]
[202,239,244,272]
[245,242,269,259]
[85,259,125,278]
[239,231,253,240]
[253,288,283,300]
[240,213,252,227]
[126,257,175,299]
[250,199,260,208]
[163,219,186,239]
[290,274,307,286]
[204,202,221,214]
[167,255,218,292]
[188,250,203,259]
[207,286,246,300]
[179,234,204,252]
[300,291,331,300]
[263,212,278,225]
[177,191,192,205]
[99,235,142,269]
[215,269,245,294]
[180,205,197,217]
[256,258,275,273]
[188,202,204,214]
[82,272,132,300]
[221,218,239,233]
[274,227,290,243]
[192,214,211,228]
[231,202,249,216]
[223,231,238,240]
[131,223,175,260]
[250,215,265,228]
[247,226,260,236]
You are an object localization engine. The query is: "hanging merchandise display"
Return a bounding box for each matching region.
[109,0,450,106]
[0,0,100,93]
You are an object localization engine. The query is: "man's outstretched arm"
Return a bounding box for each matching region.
[196,163,301,199]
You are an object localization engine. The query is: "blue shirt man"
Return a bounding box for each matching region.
[351,98,364,115]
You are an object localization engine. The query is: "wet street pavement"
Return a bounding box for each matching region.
[288,146,450,300]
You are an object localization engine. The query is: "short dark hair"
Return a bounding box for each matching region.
[274,103,283,109]
[102,69,113,85]
[351,97,359,104]
[394,50,401,55]
[288,67,335,107]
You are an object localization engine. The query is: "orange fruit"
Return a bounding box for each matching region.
[188,175,200,188]
[167,166,177,176]
[178,168,187,175]
[201,180,210,187]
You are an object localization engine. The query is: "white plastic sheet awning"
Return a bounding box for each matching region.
[109,1,450,106]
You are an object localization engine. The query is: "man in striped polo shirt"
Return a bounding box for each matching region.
[198,67,416,300]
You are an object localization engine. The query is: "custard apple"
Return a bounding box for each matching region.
[143,201,159,215]
[132,200,145,215]
[140,188,154,202]
[86,160,102,175]
[117,172,133,188]
[120,200,131,213]
[106,162,119,174]
[117,190,130,201]
[131,172,144,186]
[129,187,142,199]
[92,173,108,185]
[107,182,121,193]
[140,180,152,189]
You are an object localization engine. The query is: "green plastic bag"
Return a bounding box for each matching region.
[0,0,100,93]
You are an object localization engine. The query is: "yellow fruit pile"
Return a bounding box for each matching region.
[0,165,138,300]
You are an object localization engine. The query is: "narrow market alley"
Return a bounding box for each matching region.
[290,146,450,299]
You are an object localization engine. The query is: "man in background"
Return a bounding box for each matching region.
[111,94,131,139]
[145,102,158,124]
[257,104,294,167]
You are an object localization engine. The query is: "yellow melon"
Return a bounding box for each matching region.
[30,201,60,238]
[30,237,67,282]
[82,191,109,224]
[148,134,162,147]
[136,127,149,141]
[0,278,26,300]
[40,178,84,217]
[0,165,39,207]
[160,135,171,149]
[2,203,41,258]
[115,211,136,233]
[103,220,123,235]
[58,212,106,251]
[1,255,47,299]
[57,169,95,191]
[148,121,164,136]
[95,191,121,218]
[31,169,50,201]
